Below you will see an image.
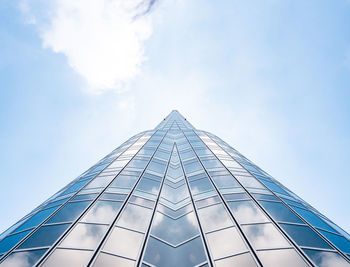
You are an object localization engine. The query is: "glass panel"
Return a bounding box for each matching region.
[136,178,161,195]
[60,223,108,249]
[157,204,192,218]
[223,193,249,201]
[85,176,114,189]
[228,200,269,224]
[0,230,32,254]
[259,201,304,223]
[215,252,257,267]
[71,194,98,201]
[117,204,152,232]
[252,193,277,201]
[93,252,135,267]
[280,223,332,249]
[206,227,247,259]
[103,227,143,259]
[0,248,47,267]
[201,159,223,169]
[303,248,349,267]
[197,204,233,232]
[41,248,93,267]
[291,207,336,232]
[61,180,89,196]
[18,224,70,249]
[195,196,221,209]
[46,201,90,224]
[81,200,122,224]
[100,193,127,201]
[242,223,290,249]
[257,248,308,267]
[235,176,264,189]
[129,196,155,208]
[110,175,138,188]
[147,159,167,174]
[14,207,59,233]
[143,236,207,266]
[183,159,202,174]
[260,180,289,195]
[318,229,350,254]
[151,211,198,245]
[189,178,214,195]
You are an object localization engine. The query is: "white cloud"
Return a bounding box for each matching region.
[21,0,153,93]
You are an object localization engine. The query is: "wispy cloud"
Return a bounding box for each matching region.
[20,0,154,93]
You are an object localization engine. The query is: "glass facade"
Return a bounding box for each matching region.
[0,110,349,267]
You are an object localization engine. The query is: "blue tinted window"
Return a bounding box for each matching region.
[110,175,138,188]
[147,159,167,175]
[318,229,350,254]
[18,224,70,249]
[61,180,89,196]
[252,193,279,201]
[259,201,303,223]
[260,180,289,195]
[189,178,214,195]
[0,229,32,254]
[183,159,202,174]
[14,206,60,233]
[46,201,90,224]
[291,207,336,233]
[71,194,99,201]
[280,224,332,249]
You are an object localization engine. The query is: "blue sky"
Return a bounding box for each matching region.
[0,0,350,234]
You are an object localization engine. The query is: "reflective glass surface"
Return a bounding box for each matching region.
[117,204,152,232]
[1,248,47,267]
[81,200,122,224]
[206,227,247,259]
[303,248,349,267]
[242,223,290,249]
[257,248,308,267]
[143,236,207,266]
[197,204,233,232]
[93,252,135,267]
[228,200,269,224]
[41,248,93,267]
[151,211,198,245]
[103,227,143,259]
[18,224,70,249]
[280,223,332,249]
[259,200,304,223]
[46,201,90,224]
[0,230,32,254]
[60,223,108,249]
[215,252,257,267]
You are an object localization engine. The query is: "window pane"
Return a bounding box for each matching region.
[235,176,264,189]
[0,230,32,254]
[117,204,152,232]
[195,196,221,209]
[14,207,59,233]
[71,194,98,201]
[291,207,336,233]
[197,204,233,232]
[103,227,143,259]
[110,175,138,188]
[215,252,257,267]
[183,159,202,174]
[85,176,114,189]
[207,227,247,259]
[242,223,290,249]
[303,248,349,267]
[18,224,70,249]
[318,229,350,254]
[1,248,47,267]
[46,201,90,224]
[81,200,122,224]
[157,204,192,219]
[280,223,332,249]
[100,193,127,201]
[260,180,289,195]
[93,252,135,267]
[228,200,269,224]
[259,201,303,223]
[151,211,199,246]
[223,193,249,201]
[143,236,207,266]
[136,178,161,195]
[257,248,308,267]
[252,193,278,202]
[189,178,214,195]
[41,248,93,267]
[129,196,155,208]
[60,223,108,249]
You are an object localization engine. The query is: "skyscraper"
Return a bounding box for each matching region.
[0,110,349,267]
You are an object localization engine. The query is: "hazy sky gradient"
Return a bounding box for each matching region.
[0,0,350,234]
